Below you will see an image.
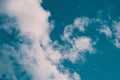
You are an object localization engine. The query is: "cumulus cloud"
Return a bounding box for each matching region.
[0,0,81,80]
[18,43,71,80]
[5,0,51,44]
[99,25,112,37]
[3,2,120,78]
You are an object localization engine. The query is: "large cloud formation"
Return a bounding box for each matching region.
[1,0,119,80]
[0,0,84,80]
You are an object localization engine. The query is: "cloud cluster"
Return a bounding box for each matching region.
[1,0,120,80]
[1,0,82,80]
[61,17,95,63]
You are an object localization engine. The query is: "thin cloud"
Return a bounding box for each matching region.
[99,25,112,37]
[74,17,90,32]
[113,21,120,48]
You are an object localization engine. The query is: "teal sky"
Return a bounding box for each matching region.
[42,0,120,80]
[0,0,120,80]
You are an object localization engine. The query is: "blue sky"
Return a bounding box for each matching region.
[42,0,120,79]
[0,0,120,80]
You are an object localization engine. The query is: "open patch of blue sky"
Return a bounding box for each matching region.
[0,0,120,80]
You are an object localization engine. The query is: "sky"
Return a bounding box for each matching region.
[0,0,120,80]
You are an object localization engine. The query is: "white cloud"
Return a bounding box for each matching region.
[113,21,120,48]
[73,72,81,80]
[74,17,89,32]
[2,0,120,79]
[1,0,80,80]
[62,23,95,63]
[62,17,90,41]
[99,25,112,37]
[18,43,71,80]
[73,37,94,53]
[61,18,95,63]
[114,39,120,48]
[3,1,118,80]
[5,0,51,44]
[113,21,120,39]
[62,25,74,41]
[62,36,95,63]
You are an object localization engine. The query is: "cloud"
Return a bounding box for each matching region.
[62,17,90,42]
[74,17,90,32]
[113,21,120,48]
[18,43,71,80]
[73,37,94,53]
[99,25,112,37]
[0,45,18,80]
[0,0,81,80]
[62,25,74,41]
[114,39,120,48]
[5,0,51,44]
[62,20,95,63]
[62,36,95,63]
[2,0,120,80]
[62,17,90,41]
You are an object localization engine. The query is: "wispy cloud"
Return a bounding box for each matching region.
[99,25,112,37]
[61,18,95,63]
[113,21,120,48]
[74,17,90,32]
[63,36,95,63]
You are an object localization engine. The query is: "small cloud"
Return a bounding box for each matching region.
[99,25,112,37]
[114,39,120,48]
[113,21,120,48]
[74,17,90,32]
[73,37,94,53]
[62,25,95,63]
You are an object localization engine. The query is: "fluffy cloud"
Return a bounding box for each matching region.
[5,0,51,44]
[99,25,112,37]
[73,37,94,53]
[62,20,95,63]
[3,0,120,80]
[62,36,95,63]
[62,17,90,41]
[0,0,82,80]
[62,17,90,42]
[74,17,89,32]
